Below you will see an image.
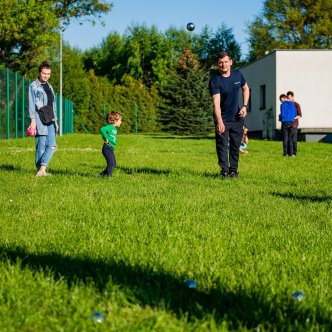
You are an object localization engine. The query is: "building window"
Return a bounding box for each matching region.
[260,85,266,110]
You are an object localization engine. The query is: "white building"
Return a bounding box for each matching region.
[240,49,332,142]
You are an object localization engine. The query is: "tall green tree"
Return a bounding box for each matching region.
[70,69,161,134]
[83,32,125,83]
[123,24,176,87]
[0,0,112,74]
[159,48,213,135]
[247,0,332,61]
[53,0,112,27]
[83,25,166,86]
[109,75,161,133]
[83,24,192,88]
[0,0,58,73]
[50,44,91,132]
[194,24,242,68]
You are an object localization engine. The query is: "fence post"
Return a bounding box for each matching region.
[0,69,74,140]
[65,98,69,134]
[63,98,66,134]
[103,102,107,124]
[0,70,1,139]
[6,68,10,139]
[134,102,138,133]
[21,76,25,137]
[15,72,18,138]
[70,102,73,134]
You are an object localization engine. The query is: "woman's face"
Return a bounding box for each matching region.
[39,68,51,83]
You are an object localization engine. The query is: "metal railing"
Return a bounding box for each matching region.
[0,67,74,139]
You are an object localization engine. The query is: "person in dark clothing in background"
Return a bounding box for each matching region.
[279,94,297,157]
[287,91,302,156]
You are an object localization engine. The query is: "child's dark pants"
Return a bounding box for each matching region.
[102,143,116,176]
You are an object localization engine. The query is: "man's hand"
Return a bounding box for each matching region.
[239,106,247,118]
[216,121,225,134]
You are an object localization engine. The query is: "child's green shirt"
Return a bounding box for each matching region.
[100,124,118,148]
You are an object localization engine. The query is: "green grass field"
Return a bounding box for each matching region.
[0,133,331,331]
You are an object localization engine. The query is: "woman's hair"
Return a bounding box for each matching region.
[39,61,51,73]
[107,111,122,124]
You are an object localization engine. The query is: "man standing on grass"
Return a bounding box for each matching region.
[287,91,302,156]
[209,50,250,179]
[279,94,297,157]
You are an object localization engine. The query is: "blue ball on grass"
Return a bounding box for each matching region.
[186,279,197,289]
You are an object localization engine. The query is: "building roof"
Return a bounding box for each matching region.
[240,49,332,69]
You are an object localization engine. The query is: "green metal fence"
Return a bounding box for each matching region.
[0,67,74,139]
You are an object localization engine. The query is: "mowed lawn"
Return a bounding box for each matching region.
[0,133,331,331]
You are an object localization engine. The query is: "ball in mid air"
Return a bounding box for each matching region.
[186,22,195,31]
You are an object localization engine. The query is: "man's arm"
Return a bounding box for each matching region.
[295,102,302,119]
[239,83,250,118]
[212,94,225,133]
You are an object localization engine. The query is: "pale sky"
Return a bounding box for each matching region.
[63,0,264,57]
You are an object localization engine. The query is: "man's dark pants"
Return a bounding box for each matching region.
[215,120,244,174]
[281,122,294,156]
[292,127,298,155]
[102,143,116,176]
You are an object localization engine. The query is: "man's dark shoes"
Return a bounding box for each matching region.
[221,171,229,180]
[229,171,239,178]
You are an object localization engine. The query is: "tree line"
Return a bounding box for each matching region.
[1,0,331,135]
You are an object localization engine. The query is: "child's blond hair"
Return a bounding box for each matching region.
[106,111,122,124]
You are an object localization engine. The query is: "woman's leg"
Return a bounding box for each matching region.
[36,124,56,175]
[35,135,47,170]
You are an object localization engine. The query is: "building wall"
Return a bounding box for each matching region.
[240,52,277,138]
[240,50,332,139]
[276,50,332,129]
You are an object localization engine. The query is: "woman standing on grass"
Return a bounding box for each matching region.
[28,61,58,176]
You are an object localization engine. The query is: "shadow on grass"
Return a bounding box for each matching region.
[117,166,172,175]
[117,166,220,179]
[50,169,92,177]
[0,162,219,179]
[0,163,22,172]
[2,246,330,330]
[0,163,93,178]
[146,135,214,140]
[271,192,332,203]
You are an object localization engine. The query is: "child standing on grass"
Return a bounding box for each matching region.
[99,112,122,177]
[240,124,249,154]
